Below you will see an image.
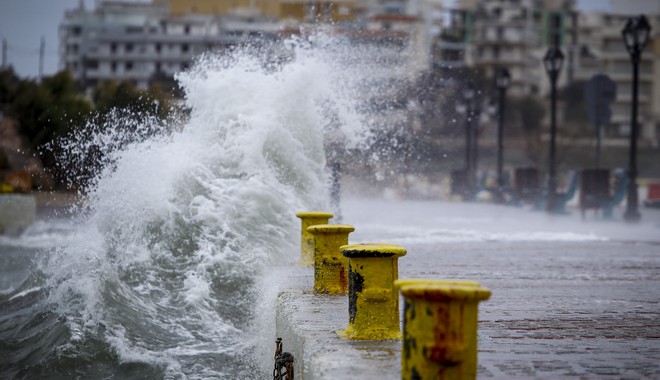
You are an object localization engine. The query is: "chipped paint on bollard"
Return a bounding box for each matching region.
[296,211,333,266]
[307,224,355,294]
[397,280,491,380]
[338,243,407,340]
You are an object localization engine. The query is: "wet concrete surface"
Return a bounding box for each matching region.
[277,199,660,379]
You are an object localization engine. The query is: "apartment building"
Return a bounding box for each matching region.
[59,1,279,91]
[153,0,359,22]
[570,12,660,141]
[430,0,659,144]
[60,0,432,89]
[458,0,574,96]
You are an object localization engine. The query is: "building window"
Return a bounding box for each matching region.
[497,27,503,39]
[155,43,162,53]
[493,46,500,59]
[126,61,133,71]
[111,62,117,72]
[182,44,189,53]
[126,43,134,53]
[184,25,191,35]
[110,43,117,53]
[72,26,82,36]
[84,60,98,69]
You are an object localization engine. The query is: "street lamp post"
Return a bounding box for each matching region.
[457,82,476,199]
[495,68,511,203]
[543,46,564,213]
[622,15,651,222]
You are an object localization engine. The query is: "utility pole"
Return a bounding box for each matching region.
[2,39,6,68]
[38,36,45,83]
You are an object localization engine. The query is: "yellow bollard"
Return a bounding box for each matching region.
[395,278,481,289]
[398,280,491,380]
[307,224,355,294]
[338,243,407,340]
[296,211,333,266]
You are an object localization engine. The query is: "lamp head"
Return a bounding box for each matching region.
[543,46,565,76]
[495,68,511,89]
[622,15,652,56]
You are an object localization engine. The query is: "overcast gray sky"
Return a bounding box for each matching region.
[0,0,99,78]
[0,0,615,79]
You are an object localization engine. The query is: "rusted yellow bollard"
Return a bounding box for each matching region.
[296,211,333,266]
[307,224,355,294]
[398,280,491,380]
[338,243,406,340]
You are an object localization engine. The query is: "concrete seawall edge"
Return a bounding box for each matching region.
[276,290,400,380]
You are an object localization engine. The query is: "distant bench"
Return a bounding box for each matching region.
[580,169,628,219]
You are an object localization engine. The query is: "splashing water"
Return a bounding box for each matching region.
[0,33,403,378]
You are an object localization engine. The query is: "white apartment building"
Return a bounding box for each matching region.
[59,1,278,91]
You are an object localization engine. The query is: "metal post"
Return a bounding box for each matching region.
[621,15,650,221]
[497,87,505,202]
[624,51,641,221]
[1,39,7,68]
[38,36,45,83]
[330,161,341,222]
[546,72,558,213]
[471,103,479,196]
[494,68,510,203]
[465,99,473,198]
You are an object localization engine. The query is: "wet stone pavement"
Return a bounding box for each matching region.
[441,241,660,378]
[279,199,660,379]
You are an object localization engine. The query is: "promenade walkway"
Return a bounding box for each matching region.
[276,198,660,379]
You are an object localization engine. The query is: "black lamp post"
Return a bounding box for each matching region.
[457,82,476,199]
[622,15,651,222]
[495,68,510,202]
[543,46,564,213]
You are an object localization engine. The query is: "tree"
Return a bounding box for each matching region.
[150,71,185,99]
[3,71,178,191]
[0,67,20,111]
[92,80,173,121]
[7,71,92,189]
[11,71,92,150]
